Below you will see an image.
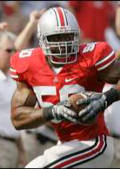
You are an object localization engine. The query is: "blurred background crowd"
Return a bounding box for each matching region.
[0,1,120,168]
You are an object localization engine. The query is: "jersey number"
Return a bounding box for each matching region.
[19,49,34,58]
[33,84,85,107]
[83,42,96,53]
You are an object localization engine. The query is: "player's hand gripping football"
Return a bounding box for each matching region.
[76,88,120,124]
[43,100,80,123]
[44,88,119,124]
[76,92,107,124]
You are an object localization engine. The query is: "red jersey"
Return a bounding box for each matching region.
[10,42,116,142]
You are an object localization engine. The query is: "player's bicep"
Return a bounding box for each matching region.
[98,58,120,84]
[11,81,37,117]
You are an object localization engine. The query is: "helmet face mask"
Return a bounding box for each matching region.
[37,7,80,65]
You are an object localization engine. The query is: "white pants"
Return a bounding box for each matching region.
[25,135,114,168]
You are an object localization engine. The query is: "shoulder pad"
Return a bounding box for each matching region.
[10,48,36,73]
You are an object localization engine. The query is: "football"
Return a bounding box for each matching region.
[68,93,87,113]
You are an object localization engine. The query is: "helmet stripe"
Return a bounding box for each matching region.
[61,8,68,26]
[56,7,66,26]
[54,8,61,26]
[63,8,68,26]
[57,7,65,26]
[53,8,59,26]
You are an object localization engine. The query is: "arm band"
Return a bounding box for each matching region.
[104,88,120,106]
[42,106,54,121]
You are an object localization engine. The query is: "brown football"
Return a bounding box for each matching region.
[68,93,87,113]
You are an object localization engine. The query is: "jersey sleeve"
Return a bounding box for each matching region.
[94,42,116,71]
[9,51,29,82]
[9,67,20,82]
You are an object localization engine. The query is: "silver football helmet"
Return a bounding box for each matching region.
[37,7,80,65]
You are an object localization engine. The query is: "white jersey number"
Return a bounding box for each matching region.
[83,42,96,53]
[33,84,85,108]
[19,49,34,58]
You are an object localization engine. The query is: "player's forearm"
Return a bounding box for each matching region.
[103,80,120,106]
[15,21,36,50]
[12,101,79,130]
[12,106,48,130]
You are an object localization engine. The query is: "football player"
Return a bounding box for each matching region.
[10,7,120,168]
